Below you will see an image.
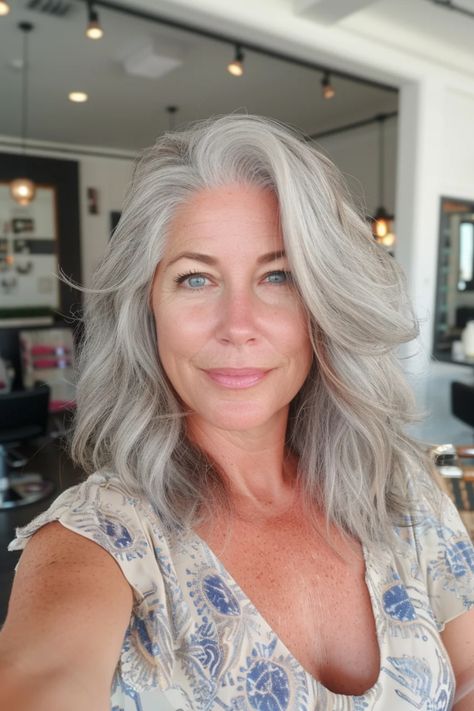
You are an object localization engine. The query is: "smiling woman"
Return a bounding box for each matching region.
[0,114,473,711]
[151,184,313,438]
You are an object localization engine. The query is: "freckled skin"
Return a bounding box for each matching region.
[197,500,381,695]
[152,184,380,694]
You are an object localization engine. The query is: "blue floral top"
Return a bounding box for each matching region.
[8,472,474,711]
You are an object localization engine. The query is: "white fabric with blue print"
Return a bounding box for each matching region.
[9,472,474,711]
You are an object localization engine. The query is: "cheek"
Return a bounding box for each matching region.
[278,304,311,348]
[154,303,207,371]
[286,312,313,374]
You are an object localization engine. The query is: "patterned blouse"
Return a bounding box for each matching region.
[8,471,474,711]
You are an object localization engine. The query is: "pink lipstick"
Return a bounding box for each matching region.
[204,368,269,389]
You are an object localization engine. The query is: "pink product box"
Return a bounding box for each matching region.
[29,345,71,356]
[30,358,72,370]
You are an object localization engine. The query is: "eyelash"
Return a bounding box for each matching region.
[174,270,293,289]
[174,270,206,285]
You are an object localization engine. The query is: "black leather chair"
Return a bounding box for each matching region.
[0,385,54,510]
[451,381,474,429]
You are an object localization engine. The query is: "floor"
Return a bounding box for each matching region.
[404,359,474,445]
[0,437,84,624]
[0,359,473,624]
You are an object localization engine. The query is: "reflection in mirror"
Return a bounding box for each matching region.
[458,221,474,291]
[0,182,59,326]
[433,197,474,363]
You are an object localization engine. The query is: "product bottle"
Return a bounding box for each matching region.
[461,320,474,358]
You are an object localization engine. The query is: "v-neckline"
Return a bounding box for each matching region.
[189,527,385,699]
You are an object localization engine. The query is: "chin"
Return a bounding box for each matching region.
[199,400,287,432]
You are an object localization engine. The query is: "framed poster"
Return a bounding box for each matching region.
[0,183,59,324]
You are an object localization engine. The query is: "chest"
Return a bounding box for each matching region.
[195,515,381,695]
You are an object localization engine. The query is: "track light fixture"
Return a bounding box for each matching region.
[227,45,244,77]
[86,1,104,40]
[321,72,335,100]
[0,1,11,16]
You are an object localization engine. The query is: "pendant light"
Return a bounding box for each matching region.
[86,1,104,39]
[321,72,335,100]
[166,105,178,131]
[371,114,395,247]
[10,22,36,207]
[227,45,244,77]
[0,1,11,16]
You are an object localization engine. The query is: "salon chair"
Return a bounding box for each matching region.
[451,381,474,430]
[0,385,54,510]
[430,443,474,540]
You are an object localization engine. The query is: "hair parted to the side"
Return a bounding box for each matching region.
[71,112,439,550]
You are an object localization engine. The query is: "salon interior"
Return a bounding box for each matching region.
[0,0,474,621]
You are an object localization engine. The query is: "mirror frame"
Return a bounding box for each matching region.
[433,195,474,363]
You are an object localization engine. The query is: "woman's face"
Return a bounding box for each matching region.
[151,184,313,436]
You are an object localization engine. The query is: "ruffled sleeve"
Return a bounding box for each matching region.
[8,472,189,694]
[410,491,474,630]
[9,473,157,600]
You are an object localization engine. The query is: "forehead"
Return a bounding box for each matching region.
[164,184,283,252]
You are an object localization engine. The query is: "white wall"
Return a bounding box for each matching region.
[442,88,474,199]
[317,117,397,217]
[78,155,135,285]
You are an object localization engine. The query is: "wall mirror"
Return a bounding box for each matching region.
[433,196,474,362]
[0,182,59,324]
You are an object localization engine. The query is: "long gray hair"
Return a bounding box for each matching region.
[71,113,438,548]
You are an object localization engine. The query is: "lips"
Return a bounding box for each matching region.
[204,368,269,389]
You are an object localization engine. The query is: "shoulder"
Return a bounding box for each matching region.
[9,472,178,604]
[0,518,134,704]
[395,488,474,629]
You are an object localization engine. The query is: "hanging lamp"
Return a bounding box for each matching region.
[166,105,178,131]
[86,1,104,39]
[227,45,244,77]
[0,1,11,16]
[321,72,335,100]
[10,22,36,207]
[371,114,395,247]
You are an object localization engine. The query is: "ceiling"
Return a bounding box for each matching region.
[340,0,474,77]
[0,0,399,155]
[4,0,474,155]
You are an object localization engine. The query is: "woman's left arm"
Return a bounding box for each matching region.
[441,607,474,710]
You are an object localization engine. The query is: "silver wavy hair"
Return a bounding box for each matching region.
[71,113,439,548]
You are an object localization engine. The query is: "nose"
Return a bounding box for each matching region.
[215,287,260,346]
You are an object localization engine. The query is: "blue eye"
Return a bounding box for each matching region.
[175,272,208,289]
[265,270,292,284]
[187,275,207,288]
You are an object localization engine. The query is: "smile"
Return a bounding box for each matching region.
[203,368,269,389]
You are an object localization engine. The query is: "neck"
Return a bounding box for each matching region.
[186,415,299,512]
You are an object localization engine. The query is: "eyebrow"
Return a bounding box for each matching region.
[166,250,287,269]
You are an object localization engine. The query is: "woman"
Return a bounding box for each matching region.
[0,114,473,711]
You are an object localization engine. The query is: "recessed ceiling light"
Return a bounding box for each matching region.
[69,91,88,103]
